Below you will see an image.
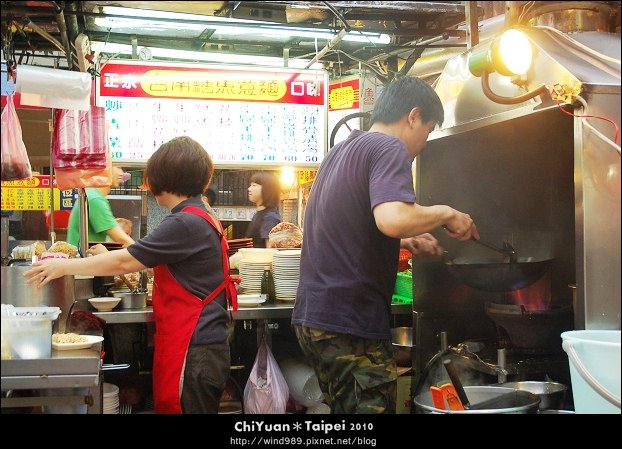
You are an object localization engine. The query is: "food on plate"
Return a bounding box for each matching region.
[268,222,303,248]
[47,241,79,258]
[52,333,88,344]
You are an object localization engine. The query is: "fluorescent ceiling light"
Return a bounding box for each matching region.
[94,6,391,44]
[91,41,323,69]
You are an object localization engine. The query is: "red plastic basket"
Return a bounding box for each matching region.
[398,250,411,272]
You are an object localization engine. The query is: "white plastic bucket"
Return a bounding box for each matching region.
[561,330,621,414]
[279,358,324,407]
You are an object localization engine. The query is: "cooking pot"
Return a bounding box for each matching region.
[496,381,567,410]
[444,256,553,291]
[113,291,147,309]
[414,385,540,414]
[391,327,414,367]
[486,302,573,353]
[1,266,75,333]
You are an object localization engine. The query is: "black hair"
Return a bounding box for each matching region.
[205,184,217,205]
[144,136,213,197]
[371,76,444,127]
[249,172,280,209]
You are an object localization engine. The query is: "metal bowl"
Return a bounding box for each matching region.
[116,292,147,310]
[496,381,567,410]
[391,327,414,367]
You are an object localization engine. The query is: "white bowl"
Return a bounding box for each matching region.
[238,248,278,263]
[88,297,121,312]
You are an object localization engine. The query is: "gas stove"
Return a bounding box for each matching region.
[452,339,570,381]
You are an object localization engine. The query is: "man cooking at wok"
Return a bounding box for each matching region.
[292,76,479,414]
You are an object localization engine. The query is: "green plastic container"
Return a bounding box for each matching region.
[394,272,413,301]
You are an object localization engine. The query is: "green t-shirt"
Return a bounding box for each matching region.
[67,188,118,246]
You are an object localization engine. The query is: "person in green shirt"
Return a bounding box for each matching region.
[67,166,135,248]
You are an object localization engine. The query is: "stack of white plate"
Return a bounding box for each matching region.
[273,250,301,302]
[103,382,120,414]
[238,260,270,294]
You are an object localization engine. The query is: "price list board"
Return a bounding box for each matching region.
[96,61,328,167]
[1,176,76,211]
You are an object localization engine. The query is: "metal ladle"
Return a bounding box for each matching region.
[471,238,517,263]
[442,225,517,262]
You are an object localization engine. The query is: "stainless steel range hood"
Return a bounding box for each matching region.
[424,25,620,331]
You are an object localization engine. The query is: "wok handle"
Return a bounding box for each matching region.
[443,359,471,409]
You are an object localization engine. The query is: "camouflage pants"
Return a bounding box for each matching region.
[294,325,397,414]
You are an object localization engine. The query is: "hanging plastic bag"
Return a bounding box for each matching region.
[243,338,289,414]
[1,94,32,181]
[54,155,112,190]
[52,106,108,169]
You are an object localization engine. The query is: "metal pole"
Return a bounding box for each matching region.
[497,348,507,383]
[78,188,88,258]
[440,331,448,350]
[48,113,56,244]
[305,28,347,69]
[465,0,479,48]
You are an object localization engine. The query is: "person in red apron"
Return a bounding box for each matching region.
[24,136,238,414]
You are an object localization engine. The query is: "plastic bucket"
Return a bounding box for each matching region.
[561,330,621,414]
[1,306,61,359]
[280,358,324,407]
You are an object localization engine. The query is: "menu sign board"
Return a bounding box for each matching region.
[1,176,76,211]
[96,61,328,167]
[329,78,360,111]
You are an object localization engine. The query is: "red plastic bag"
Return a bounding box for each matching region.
[1,95,32,181]
[52,106,108,169]
[243,338,289,414]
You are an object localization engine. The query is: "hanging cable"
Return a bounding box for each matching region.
[322,1,351,32]
[556,98,620,149]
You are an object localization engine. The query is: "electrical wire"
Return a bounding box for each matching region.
[536,25,621,65]
[517,1,536,24]
[556,96,620,152]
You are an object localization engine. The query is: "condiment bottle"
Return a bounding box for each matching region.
[260,265,275,303]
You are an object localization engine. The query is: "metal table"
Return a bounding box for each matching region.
[1,345,102,413]
[95,302,412,353]
[94,302,412,323]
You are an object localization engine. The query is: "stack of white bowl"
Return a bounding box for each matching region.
[238,261,269,293]
[103,382,120,414]
[272,250,301,301]
[237,248,277,294]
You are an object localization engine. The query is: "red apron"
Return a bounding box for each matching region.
[151,206,239,414]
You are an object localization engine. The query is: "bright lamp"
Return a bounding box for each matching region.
[469,29,533,77]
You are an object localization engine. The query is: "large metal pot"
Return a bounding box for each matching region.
[414,385,540,414]
[444,256,553,291]
[496,381,567,410]
[1,266,75,333]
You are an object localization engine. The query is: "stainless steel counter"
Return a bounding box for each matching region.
[94,302,412,323]
[1,345,102,413]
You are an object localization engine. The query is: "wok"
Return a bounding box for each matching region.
[444,256,553,292]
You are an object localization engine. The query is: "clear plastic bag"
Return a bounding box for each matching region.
[243,338,289,414]
[1,94,32,181]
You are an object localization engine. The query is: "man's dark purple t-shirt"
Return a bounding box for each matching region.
[292,129,417,339]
